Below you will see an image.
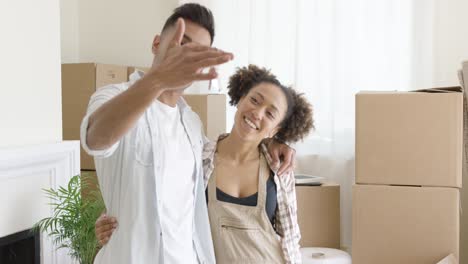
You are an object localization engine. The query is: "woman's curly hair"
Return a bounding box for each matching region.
[227,64,314,143]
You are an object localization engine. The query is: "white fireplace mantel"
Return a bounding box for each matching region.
[0,140,80,264]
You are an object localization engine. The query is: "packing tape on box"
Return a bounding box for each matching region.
[300,247,351,264]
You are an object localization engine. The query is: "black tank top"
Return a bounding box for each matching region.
[206,172,278,226]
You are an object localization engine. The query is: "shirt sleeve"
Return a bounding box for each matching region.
[80,84,124,158]
[275,171,302,264]
[202,135,210,146]
[202,140,216,188]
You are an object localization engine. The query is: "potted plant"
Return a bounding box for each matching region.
[34,172,105,264]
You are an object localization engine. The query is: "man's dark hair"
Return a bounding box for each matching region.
[162,3,215,45]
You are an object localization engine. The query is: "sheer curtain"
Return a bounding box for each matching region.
[182,0,435,250]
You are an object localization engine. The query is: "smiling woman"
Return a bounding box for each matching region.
[227,64,314,144]
[201,64,314,263]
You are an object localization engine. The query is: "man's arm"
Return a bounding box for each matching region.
[85,18,233,151]
[85,77,165,150]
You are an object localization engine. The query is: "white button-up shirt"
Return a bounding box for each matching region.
[80,71,215,264]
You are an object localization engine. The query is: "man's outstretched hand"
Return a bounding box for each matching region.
[146,18,234,91]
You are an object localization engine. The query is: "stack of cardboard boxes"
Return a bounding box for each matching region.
[62,63,226,196]
[353,88,463,263]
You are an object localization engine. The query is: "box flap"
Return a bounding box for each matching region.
[458,70,465,90]
[411,86,463,93]
[463,61,468,90]
[357,86,463,95]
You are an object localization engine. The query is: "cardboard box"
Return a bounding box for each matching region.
[62,63,128,170]
[296,183,340,248]
[183,94,227,140]
[355,87,463,188]
[352,184,459,264]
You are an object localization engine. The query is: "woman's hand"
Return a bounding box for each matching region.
[95,213,118,247]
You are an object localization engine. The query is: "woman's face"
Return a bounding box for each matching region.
[232,82,288,143]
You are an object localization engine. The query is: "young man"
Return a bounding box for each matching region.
[81,3,295,263]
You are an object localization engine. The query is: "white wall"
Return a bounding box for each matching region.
[433,0,468,86]
[0,0,62,148]
[60,0,178,67]
[60,0,79,63]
